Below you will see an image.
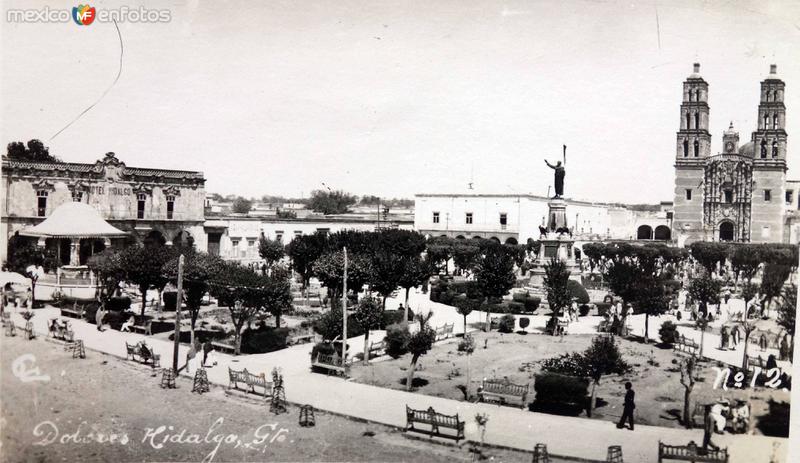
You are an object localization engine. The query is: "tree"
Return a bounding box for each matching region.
[426,237,454,275]
[232,197,253,214]
[397,256,434,322]
[760,263,792,317]
[474,243,516,331]
[163,250,224,347]
[679,355,698,428]
[87,249,126,303]
[313,251,372,309]
[730,244,762,285]
[453,294,480,335]
[308,189,357,215]
[452,243,480,274]
[353,296,383,363]
[582,335,629,417]
[688,273,721,318]
[210,262,285,354]
[368,249,403,309]
[777,284,796,335]
[543,258,571,335]
[121,245,175,317]
[738,282,760,370]
[405,311,437,391]
[286,233,326,293]
[635,274,671,342]
[459,334,476,400]
[6,139,61,163]
[5,235,57,306]
[258,236,285,269]
[689,242,731,275]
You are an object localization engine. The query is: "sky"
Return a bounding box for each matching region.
[2,0,800,204]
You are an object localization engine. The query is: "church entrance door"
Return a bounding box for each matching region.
[719,222,735,241]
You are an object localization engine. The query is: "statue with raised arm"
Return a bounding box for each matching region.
[545,146,566,199]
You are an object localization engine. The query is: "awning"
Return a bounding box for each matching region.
[19,202,129,239]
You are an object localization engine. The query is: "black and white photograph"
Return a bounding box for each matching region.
[1,1,799,462]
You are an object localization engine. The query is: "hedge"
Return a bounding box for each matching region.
[382,309,414,328]
[533,372,589,413]
[567,280,590,304]
[595,302,611,316]
[240,327,290,354]
[498,314,516,333]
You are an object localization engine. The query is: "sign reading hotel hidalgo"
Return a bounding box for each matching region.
[88,185,133,195]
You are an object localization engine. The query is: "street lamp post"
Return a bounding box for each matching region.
[342,247,348,365]
[171,254,184,373]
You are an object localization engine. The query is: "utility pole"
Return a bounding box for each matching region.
[172,254,184,373]
[342,247,348,364]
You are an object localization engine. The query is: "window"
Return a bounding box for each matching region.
[761,140,767,158]
[71,191,82,202]
[499,213,507,226]
[231,240,240,257]
[764,189,772,202]
[723,190,733,203]
[36,190,48,216]
[247,239,256,257]
[693,140,699,157]
[694,112,700,129]
[294,231,302,239]
[685,112,691,129]
[685,189,692,201]
[465,212,473,224]
[773,114,779,129]
[786,190,794,205]
[683,139,688,157]
[764,114,770,129]
[166,195,175,219]
[772,141,779,158]
[432,212,440,224]
[137,193,147,219]
[275,231,284,243]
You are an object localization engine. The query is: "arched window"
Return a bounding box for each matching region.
[772,141,779,158]
[773,114,779,129]
[767,90,772,102]
[760,139,767,158]
[693,140,699,157]
[764,114,770,129]
[683,139,689,157]
[686,112,691,129]
[696,89,701,101]
[694,112,700,129]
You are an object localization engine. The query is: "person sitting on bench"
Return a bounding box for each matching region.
[121,315,135,332]
[139,342,153,362]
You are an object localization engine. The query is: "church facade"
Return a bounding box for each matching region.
[672,64,790,244]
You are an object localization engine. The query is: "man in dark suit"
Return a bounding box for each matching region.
[616,382,635,430]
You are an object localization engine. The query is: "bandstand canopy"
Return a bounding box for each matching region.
[18,202,128,239]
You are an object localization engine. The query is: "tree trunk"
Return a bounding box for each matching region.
[644,313,649,343]
[742,332,750,370]
[141,287,147,318]
[382,296,387,310]
[589,380,598,417]
[683,386,692,428]
[30,280,36,308]
[404,287,410,323]
[275,312,281,328]
[363,329,371,365]
[463,314,468,335]
[233,328,242,356]
[699,328,705,358]
[189,312,197,348]
[406,355,419,391]
[465,353,471,401]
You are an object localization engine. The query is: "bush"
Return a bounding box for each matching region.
[595,302,611,316]
[533,372,589,414]
[104,310,134,330]
[313,308,364,340]
[106,296,131,312]
[384,323,410,358]
[507,301,525,313]
[457,334,476,353]
[498,314,516,333]
[567,280,590,304]
[240,326,290,354]
[659,321,679,345]
[524,297,541,312]
[512,291,530,303]
[579,304,591,317]
[519,317,530,332]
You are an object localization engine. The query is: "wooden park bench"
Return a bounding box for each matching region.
[60,303,84,319]
[368,340,386,358]
[227,367,272,398]
[311,352,350,376]
[434,323,454,341]
[211,341,237,355]
[131,319,153,336]
[478,377,529,409]
[658,441,728,462]
[288,333,317,346]
[673,335,699,356]
[745,354,764,370]
[47,318,75,342]
[405,405,464,442]
[125,341,161,369]
[0,312,11,327]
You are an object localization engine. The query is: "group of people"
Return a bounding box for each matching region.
[702,399,751,451]
[1,283,32,312]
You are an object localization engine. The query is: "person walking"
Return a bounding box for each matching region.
[719,326,729,350]
[616,381,635,430]
[95,306,106,332]
[702,405,720,452]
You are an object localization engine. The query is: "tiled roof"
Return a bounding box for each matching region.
[3,157,203,179]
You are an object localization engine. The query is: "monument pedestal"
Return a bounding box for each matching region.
[528,199,581,288]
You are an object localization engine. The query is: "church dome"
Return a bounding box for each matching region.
[739,141,755,157]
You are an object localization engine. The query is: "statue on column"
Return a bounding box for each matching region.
[545,145,567,199]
